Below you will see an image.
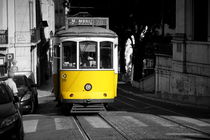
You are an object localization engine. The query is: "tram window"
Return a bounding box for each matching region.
[100,41,113,69]
[62,41,77,69]
[79,41,97,69]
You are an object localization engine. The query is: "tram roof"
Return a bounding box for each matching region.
[55,26,117,38]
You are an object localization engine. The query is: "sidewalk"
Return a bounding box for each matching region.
[37,78,53,98]
[118,81,210,112]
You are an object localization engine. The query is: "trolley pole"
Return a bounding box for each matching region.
[63,0,70,30]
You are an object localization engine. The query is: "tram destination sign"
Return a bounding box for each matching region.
[66,17,109,29]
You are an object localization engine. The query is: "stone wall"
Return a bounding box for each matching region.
[155,41,210,108]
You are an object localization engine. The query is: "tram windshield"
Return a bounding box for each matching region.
[61,40,114,70]
[100,41,113,69]
[79,41,97,69]
[62,41,77,69]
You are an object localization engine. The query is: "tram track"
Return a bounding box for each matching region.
[119,88,210,121]
[116,89,210,137]
[98,113,131,140]
[118,87,210,119]
[73,115,92,140]
[72,114,131,140]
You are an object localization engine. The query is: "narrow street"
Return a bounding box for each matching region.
[22,81,210,140]
[1,0,210,140]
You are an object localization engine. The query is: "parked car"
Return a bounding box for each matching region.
[0,82,24,140]
[13,75,38,114]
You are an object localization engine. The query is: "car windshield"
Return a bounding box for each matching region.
[13,76,26,88]
[0,84,12,104]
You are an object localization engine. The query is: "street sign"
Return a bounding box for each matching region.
[6,53,14,62]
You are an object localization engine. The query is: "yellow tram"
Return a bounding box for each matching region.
[52,16,118,113]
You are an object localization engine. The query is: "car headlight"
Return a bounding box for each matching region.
[0,113,19,128]
[21,93,31,101]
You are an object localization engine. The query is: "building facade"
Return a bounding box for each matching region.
[0,0,55,85]
[54,0,65,31]
[155,0,210,108]
[0,0,38,79]
[37,0,55,85]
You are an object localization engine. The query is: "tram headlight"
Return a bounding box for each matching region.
[62,73,67,79]
[84,83,92,91]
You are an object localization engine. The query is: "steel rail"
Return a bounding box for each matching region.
[98,113,132,140]
[73,115,92,140]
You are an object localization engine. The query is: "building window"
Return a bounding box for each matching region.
[177,43,182,52]
[29,0,34,29]
[193,0,208,41]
